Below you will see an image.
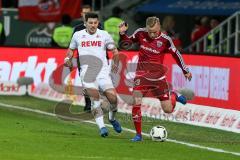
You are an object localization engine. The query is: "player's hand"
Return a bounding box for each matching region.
[64,57,73,68]
[118,21,128,35]
[184,72,192,81]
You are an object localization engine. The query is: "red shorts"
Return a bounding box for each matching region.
[133,75,172,101]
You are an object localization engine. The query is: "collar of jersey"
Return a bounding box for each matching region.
[84,28,99,35]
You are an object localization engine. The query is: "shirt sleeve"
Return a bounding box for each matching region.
[119,28,144,43]
[69,32,78,50]
[166,35,189,74]
[105,32,116,50]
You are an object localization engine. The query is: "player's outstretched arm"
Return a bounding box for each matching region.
[111,48,119,73]
[64,49,74,68]
[165,34,192,81]
[119,22,143,50]
[184,72,192,81]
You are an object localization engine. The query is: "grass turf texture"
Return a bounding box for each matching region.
[0,95,239,160]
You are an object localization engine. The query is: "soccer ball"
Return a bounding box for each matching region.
[150,125,168,142]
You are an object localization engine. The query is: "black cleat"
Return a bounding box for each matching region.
[83,105,91,112]
[84,96,91,112]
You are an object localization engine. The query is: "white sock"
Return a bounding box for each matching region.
[92,100,101,109]
[92,100,105,129]
[109,111,116,121]
[95,116,105,129]
[109,104,117,121]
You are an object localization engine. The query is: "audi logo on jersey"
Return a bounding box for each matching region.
[81,41,102,47]
[140,45,160,54]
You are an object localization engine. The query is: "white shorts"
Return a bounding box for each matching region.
[80,65,114,92]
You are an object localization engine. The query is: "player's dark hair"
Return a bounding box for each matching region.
[85,12,99,21]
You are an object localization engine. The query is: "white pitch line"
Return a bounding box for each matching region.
[0,102,240,157]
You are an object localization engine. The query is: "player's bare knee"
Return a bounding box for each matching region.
[107,95,117,104]
[161,101,174,113]
[134,97,142,105]
[163,107,173,113]
[104,89,117,104]
[85,88,100,100]
[133,90,143,105]
[112,96,118,104]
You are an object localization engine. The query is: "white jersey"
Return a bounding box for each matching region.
[69,28,115,69]
[69,29,115,91]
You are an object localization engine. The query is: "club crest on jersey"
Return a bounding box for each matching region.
[96,34,100,38]
[157,41,162,47]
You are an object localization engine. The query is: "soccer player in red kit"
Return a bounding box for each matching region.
[119,17,192,141]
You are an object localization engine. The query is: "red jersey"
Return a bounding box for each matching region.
[120,28,189,74]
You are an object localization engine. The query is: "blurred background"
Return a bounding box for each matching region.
[0,0,239,55]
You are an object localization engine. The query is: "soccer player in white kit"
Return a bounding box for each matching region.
[64,12,122,137]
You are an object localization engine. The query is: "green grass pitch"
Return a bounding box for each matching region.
[0,95,239,160]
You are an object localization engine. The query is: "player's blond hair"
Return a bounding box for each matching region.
[146,16,160,28]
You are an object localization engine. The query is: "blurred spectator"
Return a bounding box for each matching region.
[162,16,182,51]
[207,18,221,53]
[0,21,6,45]
[104,6,124,46]
[73,5,102,32]
[210,18,220,29]
[191,16,211,42]
[73,4,91,25]
[52,14,73,48]
[191,16,201,40]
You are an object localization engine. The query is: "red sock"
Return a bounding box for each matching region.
[170,92,177,112]
[132,104,142,135]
